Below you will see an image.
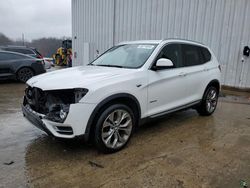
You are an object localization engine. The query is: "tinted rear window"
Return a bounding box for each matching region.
[181,44,212,67]
[33,48,42,56]
[182,44,202,66]
[200,47,211,63]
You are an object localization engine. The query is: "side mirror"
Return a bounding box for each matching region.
[153,58,174,70]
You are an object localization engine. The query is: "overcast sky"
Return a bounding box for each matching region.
[0,0,71,41]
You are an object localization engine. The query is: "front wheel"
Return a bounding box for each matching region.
[94,104,135,153]
[197,86,219,116]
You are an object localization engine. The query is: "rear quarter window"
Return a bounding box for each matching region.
[33,48,42,56]
[200,47,212,63]
[181,44,211,67]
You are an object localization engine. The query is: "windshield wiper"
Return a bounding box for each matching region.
[96,64,124,68]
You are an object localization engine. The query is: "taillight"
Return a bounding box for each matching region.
[218,65,221,72]
[37,54,43,59]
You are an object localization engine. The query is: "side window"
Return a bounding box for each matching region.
[200,47,211,63]
[0,52,27,60]
[181,44,204,67]
[156,44,182,68]
[15,48,34,54]
[6,48,34,55]
[23,49,35,54]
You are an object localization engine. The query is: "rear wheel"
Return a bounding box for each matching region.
[17,67,34,82]
[94,104,135,153]
[197,86,219,116]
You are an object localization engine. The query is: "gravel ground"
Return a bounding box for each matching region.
[0,80,250,188]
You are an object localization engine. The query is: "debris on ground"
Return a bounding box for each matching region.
[3,161,14,165]
[240,180,248,188]
[89,161,104,168]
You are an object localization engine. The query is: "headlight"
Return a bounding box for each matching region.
[59,109,67,119]
[45,104,70,123]
[26,87,88,123]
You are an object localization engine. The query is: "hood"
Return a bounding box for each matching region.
[27,66,137,90]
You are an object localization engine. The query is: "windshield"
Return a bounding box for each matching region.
[90,44,157,68]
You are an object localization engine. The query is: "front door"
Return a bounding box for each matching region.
[147,43,189,117]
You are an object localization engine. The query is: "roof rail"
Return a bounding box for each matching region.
[162,38,205,45]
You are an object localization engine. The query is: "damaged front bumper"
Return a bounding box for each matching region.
[22,103,75,138]
[22,102,97,139]
[22,104,53,136]
[22,86,96,139]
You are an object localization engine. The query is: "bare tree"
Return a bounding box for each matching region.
[0,33,69,57]
[0,33,12,45]
[28,38,63,57]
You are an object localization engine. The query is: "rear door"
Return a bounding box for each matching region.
[0,52,32,78]
[180,44,211,102]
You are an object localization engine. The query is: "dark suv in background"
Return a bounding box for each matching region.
[0,46,43,59]
[0,51,45,82]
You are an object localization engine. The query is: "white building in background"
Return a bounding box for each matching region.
[72,0,250,89]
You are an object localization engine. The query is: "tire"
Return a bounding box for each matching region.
[197,86,219,116]
[17,67,34,82]
[94,104,135,153]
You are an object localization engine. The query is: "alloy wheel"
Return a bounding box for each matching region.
[101,109,133,149]
[206,88,218,113]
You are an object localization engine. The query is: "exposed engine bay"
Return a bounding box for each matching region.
[23,86,88,123]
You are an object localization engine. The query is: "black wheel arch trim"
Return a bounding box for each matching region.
[205,79,221,92]
[14,59,34,74]
[84,93,141,142]
[16,66,35,75]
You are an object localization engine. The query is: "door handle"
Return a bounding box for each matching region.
[203,68,209,71]
[179,72,187,77]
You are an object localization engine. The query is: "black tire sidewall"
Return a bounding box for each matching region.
[94,104,135,153]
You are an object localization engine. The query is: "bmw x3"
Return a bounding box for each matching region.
[22,39,221,153]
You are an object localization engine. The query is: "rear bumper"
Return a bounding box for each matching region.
[31,63,46,75]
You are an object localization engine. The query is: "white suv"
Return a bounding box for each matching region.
[22,39,221,153]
